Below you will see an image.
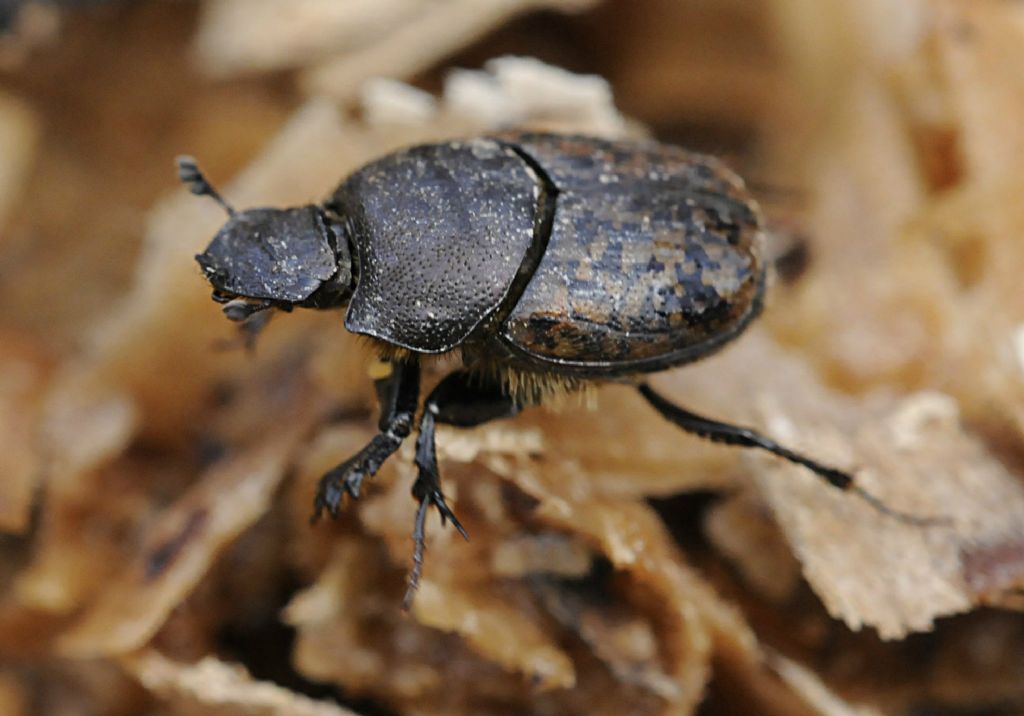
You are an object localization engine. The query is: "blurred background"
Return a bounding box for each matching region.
[2,1,1024,715]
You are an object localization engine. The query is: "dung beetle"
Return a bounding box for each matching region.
[179,133,930,605]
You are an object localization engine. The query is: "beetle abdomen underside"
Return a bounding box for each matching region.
[335,139,539,353]
[497,134,765,374]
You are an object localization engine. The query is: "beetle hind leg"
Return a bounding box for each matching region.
[637,383,941,525]
[404,371,520,607]
[638,383,853,488]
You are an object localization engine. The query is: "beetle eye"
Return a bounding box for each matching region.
[211,290,235,304]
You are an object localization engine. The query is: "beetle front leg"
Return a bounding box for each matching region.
[312,359,420,521]
[405,371,520,607]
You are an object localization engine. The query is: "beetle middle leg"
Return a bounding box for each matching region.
[312,358,420,521]
[405,371,520,607]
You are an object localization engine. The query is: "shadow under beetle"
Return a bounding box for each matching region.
[179,133,930,606]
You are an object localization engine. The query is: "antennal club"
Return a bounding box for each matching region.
[176,155,235,216]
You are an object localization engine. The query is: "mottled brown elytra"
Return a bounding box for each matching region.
[179,133,932,606]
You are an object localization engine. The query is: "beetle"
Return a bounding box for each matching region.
[179,133,924,604]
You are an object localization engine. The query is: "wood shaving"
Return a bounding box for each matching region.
[58,412,319,657]
[0,92,37,230]
[4,2,1024,714]
[124,651,359,716]
[0,336,48,534]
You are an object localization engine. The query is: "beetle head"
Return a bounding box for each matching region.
[178,156,353,322]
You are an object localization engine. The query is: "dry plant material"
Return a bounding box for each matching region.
[4,1,1024,715]
[0,334,49,534]
[704,493,802,604]
[582,0,790,131]
[288,446,720,714]
[124,651,359,716]
[0,92,37,231]
[0,2,60,68]
[767,653,882,716]
[194,0,600,90]
[0,671,28,716]
[648,331,1024,638]
[58,409,318,657]
[775,385,1024,635]
[748,0,1024,639]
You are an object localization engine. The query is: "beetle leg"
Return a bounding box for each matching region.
[404,371,520,608]
[213,309,275,353]
[638,383,853,488]
[237,309,274,353]
[637,383,943,525]
[311,359,420,521]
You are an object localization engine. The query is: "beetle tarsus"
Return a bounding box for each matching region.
[403,497,431,610]
[311,449,380,518]
[849,485,950,527]
[404,470,469,611]
[311,424,408,519]
[310,360,419,523]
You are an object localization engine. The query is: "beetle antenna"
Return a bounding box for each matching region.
[176,155,235,216]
